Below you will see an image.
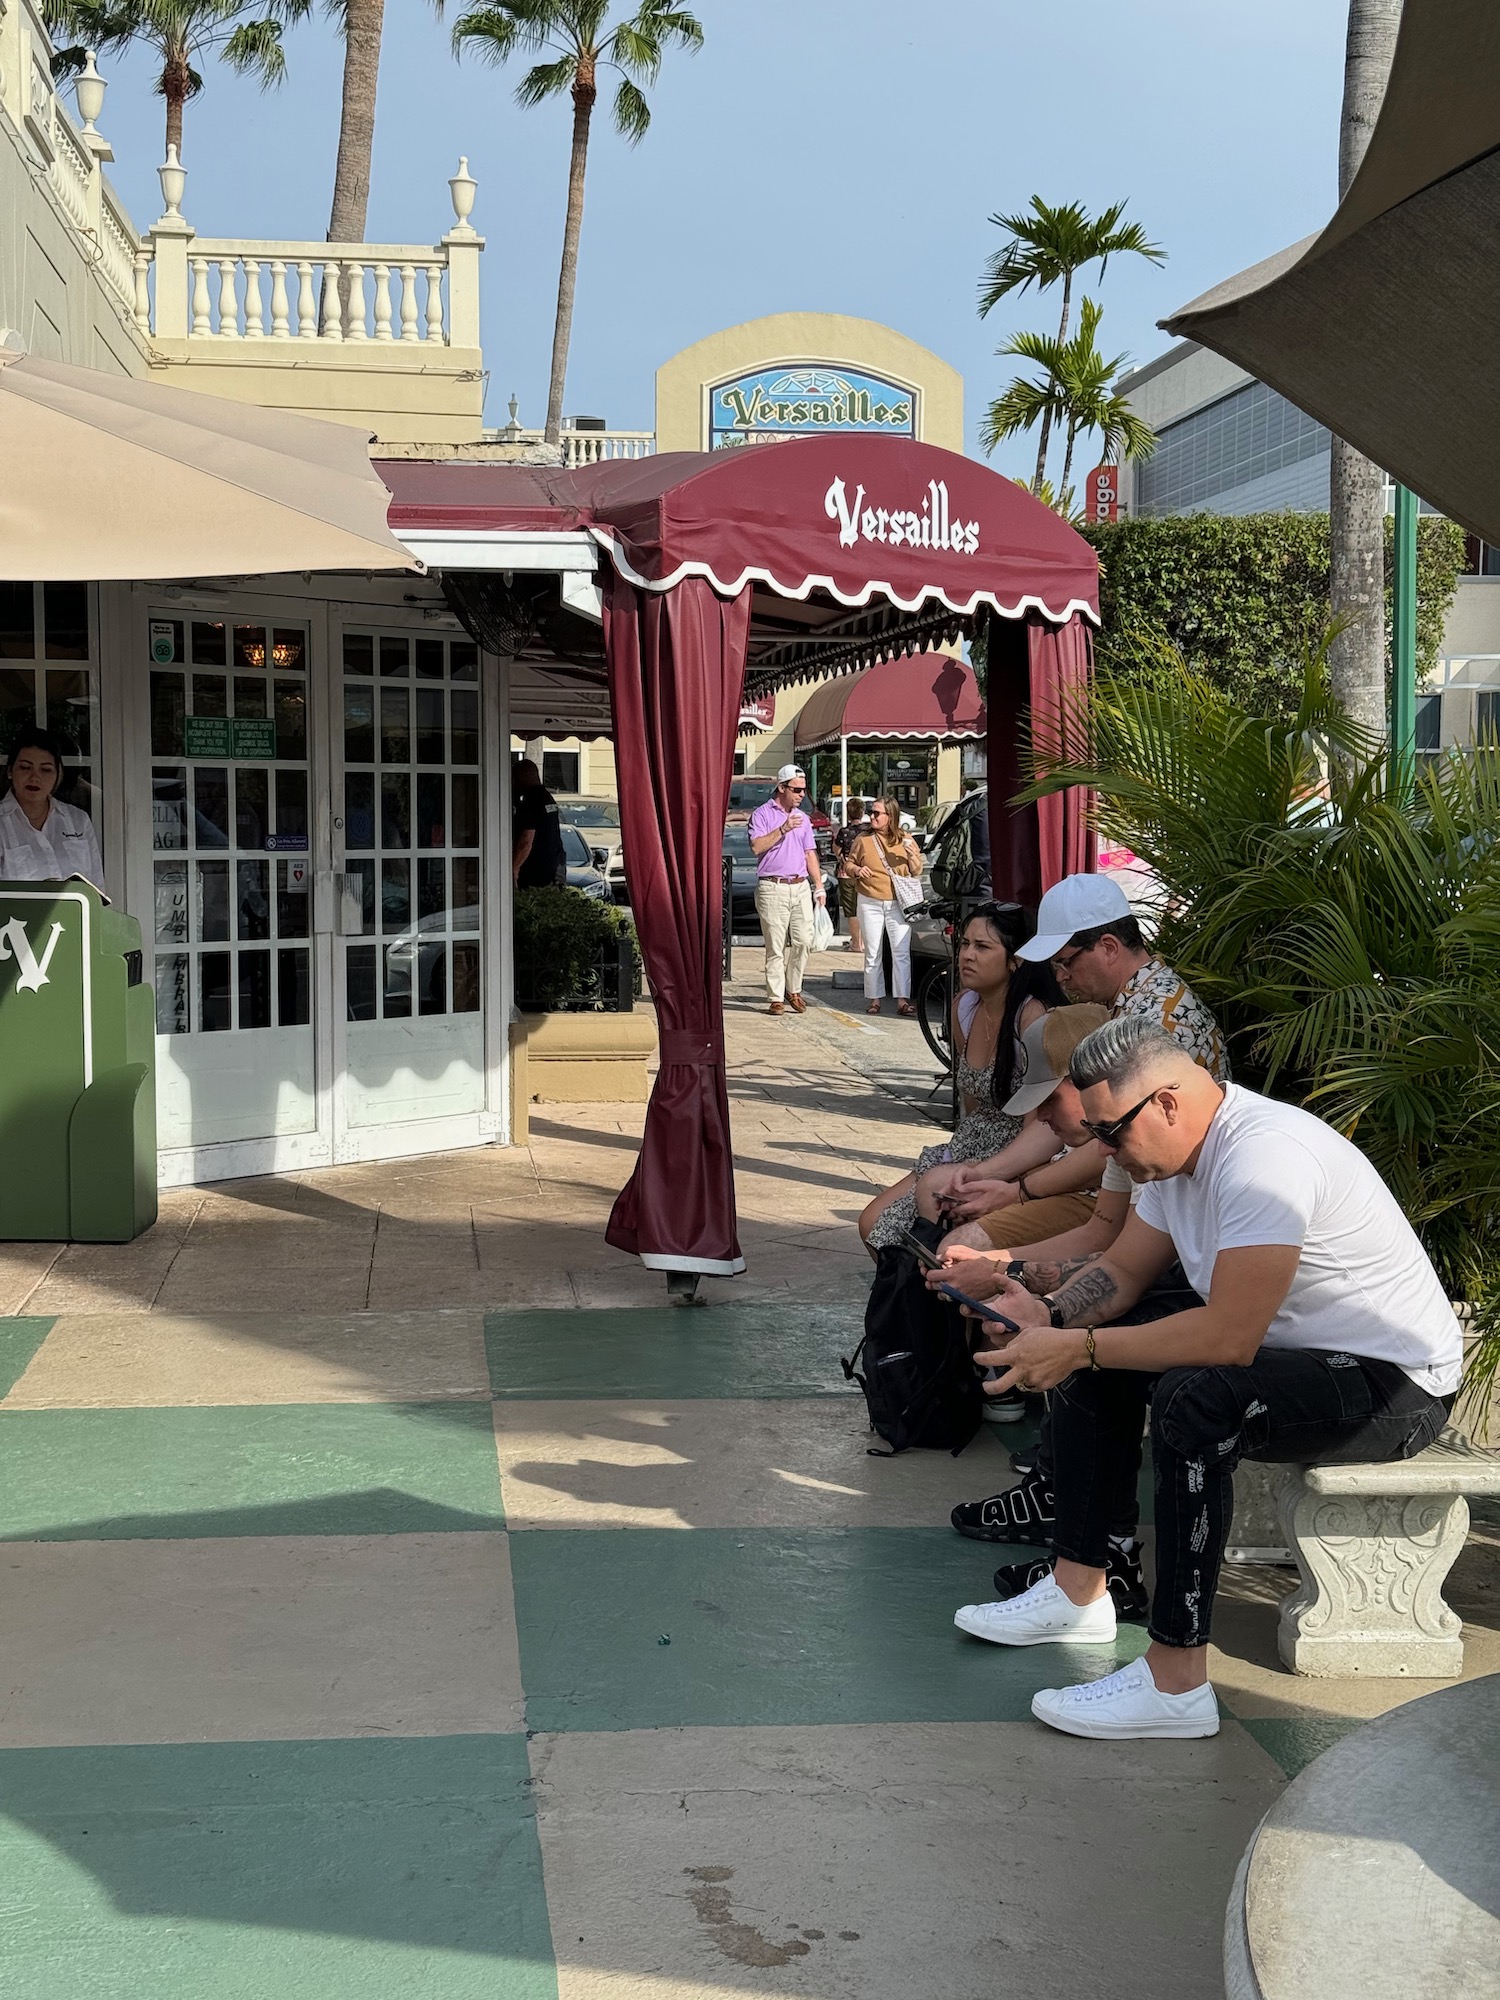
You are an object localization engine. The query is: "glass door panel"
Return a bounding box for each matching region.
[339,628,484,1131]
[150,613,316,1148]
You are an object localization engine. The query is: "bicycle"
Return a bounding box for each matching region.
[914,956,952,1070]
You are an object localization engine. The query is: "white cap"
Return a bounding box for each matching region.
[776,763,805,783]
[1015,872,1132,961]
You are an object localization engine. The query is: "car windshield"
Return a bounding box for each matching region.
[555,800,619,828]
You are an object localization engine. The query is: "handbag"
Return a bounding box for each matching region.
[880,839,925,911]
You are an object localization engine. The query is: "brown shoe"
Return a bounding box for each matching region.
[768,1000,785,1015]
[787,992,807,1013]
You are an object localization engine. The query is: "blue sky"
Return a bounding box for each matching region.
[85,0,1345,478]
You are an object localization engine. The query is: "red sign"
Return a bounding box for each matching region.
[738,694,776,731]
[1084,465,1120,524]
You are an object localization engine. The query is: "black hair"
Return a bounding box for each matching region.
[6,726,68,772]
[1068,913,1145,954]
[959,903,1067,1103]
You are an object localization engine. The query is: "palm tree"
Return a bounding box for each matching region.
[1021,635,1500,1411]
[45,0,309,157]
[450,0,703,445]
[325,0,384,242]
[978,197,1165,491]
[981,300,1155,499]
[1329,1,1402,737]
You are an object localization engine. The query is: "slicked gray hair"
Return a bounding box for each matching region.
[1070,1016,1180,1093]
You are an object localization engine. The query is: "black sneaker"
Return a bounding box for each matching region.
[989,1541,1150,1623]
[980,1386,1027,1425]
[1008,1445,1038,1476]
[950,1467,1055,1546]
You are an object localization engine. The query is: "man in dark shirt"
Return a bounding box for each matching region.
[512,759,566,888]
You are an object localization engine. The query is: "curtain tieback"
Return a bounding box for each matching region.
[661,1029,724,1067]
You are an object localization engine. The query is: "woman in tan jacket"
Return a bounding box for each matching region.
[849,797,923,1015]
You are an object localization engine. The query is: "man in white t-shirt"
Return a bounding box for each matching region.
[948,1015,1462,1742]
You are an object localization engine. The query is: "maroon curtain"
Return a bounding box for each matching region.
[602,571,752,1274]
[987,613,1096,906]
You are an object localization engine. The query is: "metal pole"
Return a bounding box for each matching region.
[840,732,848,812]
[1392,482,1418,795]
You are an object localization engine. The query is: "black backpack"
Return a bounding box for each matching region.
[842,1216,984,1456]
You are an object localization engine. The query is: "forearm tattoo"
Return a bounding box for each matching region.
[1020,1256,1091,1297]
[1047,1262,1121,1327]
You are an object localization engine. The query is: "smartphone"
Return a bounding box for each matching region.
[895,1226,943,1270]
[935,1282,1021,1332]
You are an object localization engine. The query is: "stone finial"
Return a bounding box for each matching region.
[157,144,187,222]
[448,157,478,235]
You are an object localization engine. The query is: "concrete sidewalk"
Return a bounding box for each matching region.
[0,949,917,1321]
[0,950,1495,1998]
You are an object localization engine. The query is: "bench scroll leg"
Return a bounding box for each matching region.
[1276,1471,1469,1678]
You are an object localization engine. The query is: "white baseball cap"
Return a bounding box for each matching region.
[776,764,805,784]
[1015,872,1132,961]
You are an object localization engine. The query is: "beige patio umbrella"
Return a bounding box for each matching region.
[0,348,419,579]
[1163,0,1500,542]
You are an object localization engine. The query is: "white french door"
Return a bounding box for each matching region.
[124,587,509,1186]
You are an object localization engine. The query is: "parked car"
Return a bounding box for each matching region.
[722,824,839,932]
[552,794,626,900]
[561,823,610,900]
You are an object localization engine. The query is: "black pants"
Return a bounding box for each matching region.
[1032,1263,1203,1541]
[1051,1347,1451,1648]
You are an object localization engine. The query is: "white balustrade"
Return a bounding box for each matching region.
[2,28,486,370]
[503,429,657,466]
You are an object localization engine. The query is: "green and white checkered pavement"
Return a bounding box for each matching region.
[5,1296,1434,2000]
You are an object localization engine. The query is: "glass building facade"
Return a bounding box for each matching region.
[1133,378,1331,517]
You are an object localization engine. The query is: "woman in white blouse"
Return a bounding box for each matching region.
[0,728,104,887]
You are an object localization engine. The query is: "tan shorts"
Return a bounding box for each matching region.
[838,879,859,918]
[976,1191,1097,1250]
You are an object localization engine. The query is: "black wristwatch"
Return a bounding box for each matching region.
[1004,1261,1026,1282]
[1041,1294,1067,1328]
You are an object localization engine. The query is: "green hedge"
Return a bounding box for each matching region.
[512,888,639,1012]
[1078,512,1467,717]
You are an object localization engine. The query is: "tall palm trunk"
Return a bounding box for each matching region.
[162,49,191,156]
[544,67,594,445]
[328,0,385,242]
[1032,268,1073,492]
[1329,0,1401,737]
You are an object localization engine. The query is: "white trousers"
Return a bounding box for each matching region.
[756,877,812,1001]
[858,894,912,999]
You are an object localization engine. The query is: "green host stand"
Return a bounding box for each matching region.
[0,877,157,1241]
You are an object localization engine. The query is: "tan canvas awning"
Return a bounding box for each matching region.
[1163,2,1500,542]
[0,349,419,580]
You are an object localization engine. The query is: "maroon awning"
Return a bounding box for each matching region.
[380,441,1098,1289]
[381,439,1099,628]
[794,652,985,751]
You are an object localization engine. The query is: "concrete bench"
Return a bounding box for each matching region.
[1273,1428,1500,1678]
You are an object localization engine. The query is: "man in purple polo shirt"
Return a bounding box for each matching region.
[748,763,826,1016]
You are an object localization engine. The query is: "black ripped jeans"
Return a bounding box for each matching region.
[1033,1263,1204,1542]
[1050,1347,1451,1648]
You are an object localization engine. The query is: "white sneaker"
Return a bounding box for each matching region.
[953,1575,1117,1647]
[1031,1658,1220,1739]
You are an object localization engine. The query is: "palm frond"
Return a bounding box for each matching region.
[513,49,576,100]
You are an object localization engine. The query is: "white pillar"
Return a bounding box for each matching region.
[840,734,848,813]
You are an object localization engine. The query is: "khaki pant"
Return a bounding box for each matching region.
[756,877,812,1002]
[977,1191,1098,1250]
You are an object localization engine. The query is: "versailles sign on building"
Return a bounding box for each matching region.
[709,366,916,449]
[656,312,963,456]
